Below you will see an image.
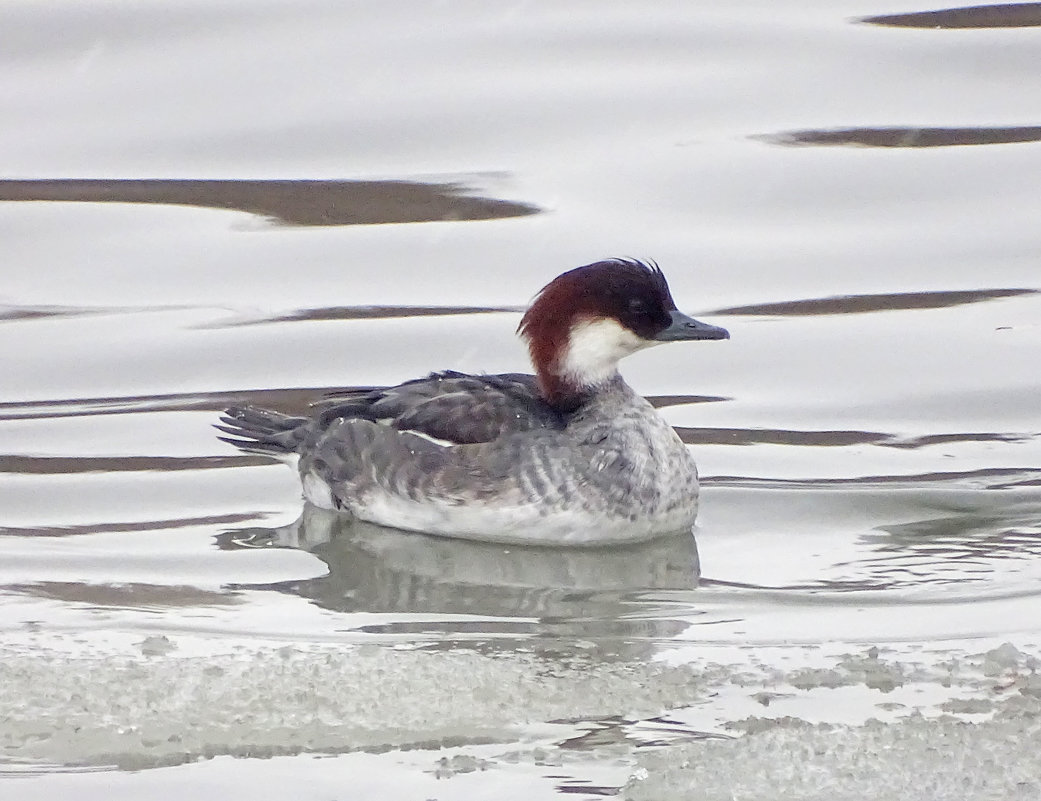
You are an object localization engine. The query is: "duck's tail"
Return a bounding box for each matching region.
[215,406,311,459]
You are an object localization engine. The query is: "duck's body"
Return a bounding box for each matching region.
[218,259,728,545]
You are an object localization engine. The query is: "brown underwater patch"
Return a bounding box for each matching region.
[201,305,519,328]
[759,126,1041,148]
[860,3,1041,29]
[708,288,1037,317]
[0,178,540,226]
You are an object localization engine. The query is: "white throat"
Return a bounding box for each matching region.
[558,317,656,388]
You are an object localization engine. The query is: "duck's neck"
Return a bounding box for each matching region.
[534,368,599,414]
[529,317,652,413]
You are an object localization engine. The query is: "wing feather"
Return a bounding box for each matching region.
[316,371,562,445]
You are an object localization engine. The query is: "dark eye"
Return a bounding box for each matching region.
[627,298,648,315]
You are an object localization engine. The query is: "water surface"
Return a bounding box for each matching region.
[2,1,1040,798]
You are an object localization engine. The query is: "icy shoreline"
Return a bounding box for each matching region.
[2,632,1039,800]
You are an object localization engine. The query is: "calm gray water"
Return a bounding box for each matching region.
[2,1,1041,798]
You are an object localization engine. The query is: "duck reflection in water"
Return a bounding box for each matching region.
[217,504,699,639]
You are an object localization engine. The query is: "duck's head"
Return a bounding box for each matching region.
[518,258,729,411]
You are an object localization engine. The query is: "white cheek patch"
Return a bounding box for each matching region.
[559,317,657,387]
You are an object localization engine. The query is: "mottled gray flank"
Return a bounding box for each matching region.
[219,372,698,544]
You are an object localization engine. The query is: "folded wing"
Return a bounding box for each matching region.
[315,370,562,445]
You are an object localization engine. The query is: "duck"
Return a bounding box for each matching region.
[217,258,729,545]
